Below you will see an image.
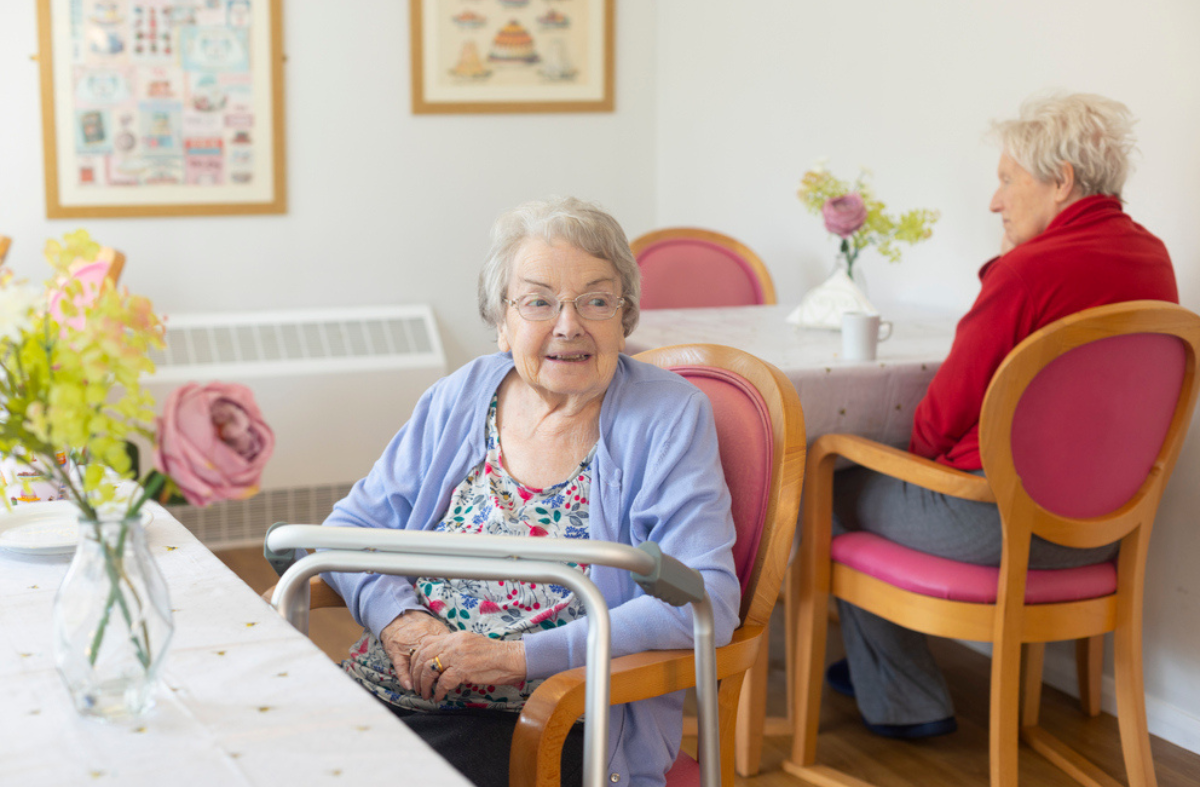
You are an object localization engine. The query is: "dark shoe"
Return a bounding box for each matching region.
[825,658,855,698]
[863,715,958,740]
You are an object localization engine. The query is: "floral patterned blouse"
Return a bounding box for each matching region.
[343,395,595,711]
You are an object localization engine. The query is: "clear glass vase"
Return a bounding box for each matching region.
[53,514,174,721]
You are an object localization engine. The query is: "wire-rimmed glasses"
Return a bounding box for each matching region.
[505,292,626,321]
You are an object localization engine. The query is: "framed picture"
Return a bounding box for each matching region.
[410,0,614,115]
[36,0,287,218]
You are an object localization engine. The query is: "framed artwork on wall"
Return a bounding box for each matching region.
[410,0,614,115]
[36,0,287,218]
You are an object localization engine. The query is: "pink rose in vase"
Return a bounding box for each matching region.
[822,193,868,238]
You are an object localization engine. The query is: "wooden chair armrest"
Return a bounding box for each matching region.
[811,433,995,503]
[260,576,347,609]
[509,625,764,787]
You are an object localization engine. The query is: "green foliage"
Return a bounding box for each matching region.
[0,230,165,520]
[797,163,940,274]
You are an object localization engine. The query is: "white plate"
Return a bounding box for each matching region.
[0,501,81,556]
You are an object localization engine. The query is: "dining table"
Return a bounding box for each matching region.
[0,503,471,787]
[626,303,959,449]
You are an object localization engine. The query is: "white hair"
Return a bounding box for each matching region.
[477,196,641,337]
[991,92,1137,198]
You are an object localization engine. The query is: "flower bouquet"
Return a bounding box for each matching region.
[0,230,274,719]
[790,163,940,329]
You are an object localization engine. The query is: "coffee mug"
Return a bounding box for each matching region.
[841,312,893,361]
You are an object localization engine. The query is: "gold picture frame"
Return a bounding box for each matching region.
[411,0,614,115]
[36,0,287,218]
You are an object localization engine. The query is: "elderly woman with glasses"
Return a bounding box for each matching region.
[320,196,740,787]
[826,92,1178,740]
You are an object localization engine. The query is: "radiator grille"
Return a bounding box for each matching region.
[147,306,442,379]
[169,483,355,550]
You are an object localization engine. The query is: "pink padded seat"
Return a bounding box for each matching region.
[665,751,701,785]
[672,365,773,595]
[831,531,1117,604]
[639,239,766,309]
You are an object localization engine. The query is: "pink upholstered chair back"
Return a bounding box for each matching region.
[670,365,774,596]
[1010,333,1187,519]
[638,239,766,309]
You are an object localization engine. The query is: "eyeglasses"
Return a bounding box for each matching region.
[505,291,626,322]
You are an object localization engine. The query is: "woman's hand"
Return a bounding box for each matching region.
[379,611,452,691]
[410,632,527,702]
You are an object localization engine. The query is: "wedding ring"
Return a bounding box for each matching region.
[432,655,444,673]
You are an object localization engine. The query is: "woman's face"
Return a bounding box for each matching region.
[989,153,1063,248]
[497,239,627,407]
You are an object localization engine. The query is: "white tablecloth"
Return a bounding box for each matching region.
[626,304,958,448]
[0,505,470,787]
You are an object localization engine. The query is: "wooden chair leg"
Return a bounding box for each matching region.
[1076,635,1104,717]
[782,561,829,773]
[1021,642,1045,728]
[734,626,771,776]
[1113,618,1158,786]
[990,636,1023,787]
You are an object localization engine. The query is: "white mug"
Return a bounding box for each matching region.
[841,312,893,362]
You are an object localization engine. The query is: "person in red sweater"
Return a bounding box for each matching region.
[828,93,1178,739]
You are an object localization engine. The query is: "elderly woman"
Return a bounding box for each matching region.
[828,93,1178,738]
[320,196,740,787]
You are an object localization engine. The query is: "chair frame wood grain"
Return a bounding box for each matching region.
[630,227,778,306]
[783,300,1200,787]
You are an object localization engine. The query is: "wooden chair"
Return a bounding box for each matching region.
[631,228,776,309]
[782,300,1200,787]
[269,343,806,786]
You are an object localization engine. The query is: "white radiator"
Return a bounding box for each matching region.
[138,305,448,549]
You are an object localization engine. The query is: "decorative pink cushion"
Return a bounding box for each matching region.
[1010,333,1185,518]
[638,239,764,309]
[672,366,773,596]
[830,532,1117,604]
[665,751,701,785]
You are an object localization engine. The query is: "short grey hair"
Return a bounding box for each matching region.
[477,196,641,337]
[991,92,1137,198]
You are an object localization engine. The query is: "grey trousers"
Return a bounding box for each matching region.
[831,466,1119,726]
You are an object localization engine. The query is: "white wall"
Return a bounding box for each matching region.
[0,0,659,368]
[655,0,1200,753]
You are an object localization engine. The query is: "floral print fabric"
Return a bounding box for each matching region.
[343,395,594,711]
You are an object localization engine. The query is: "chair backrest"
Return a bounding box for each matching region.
[634,343,805,627]
[630,228,776,310]
[980,301,1200,552]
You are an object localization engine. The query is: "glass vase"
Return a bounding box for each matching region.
[53,514,174,721]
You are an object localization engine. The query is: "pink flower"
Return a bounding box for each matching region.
[479,600,502,614]
[822,193,868,238]
[153,382,275,507]
[47,260,110,331]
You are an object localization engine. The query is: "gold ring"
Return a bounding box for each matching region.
[432,655,444,673]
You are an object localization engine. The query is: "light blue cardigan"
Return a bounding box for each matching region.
[322,352,740,786]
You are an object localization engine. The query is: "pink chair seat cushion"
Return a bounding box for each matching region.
[639,239,764,309]
[671,366,773,596]
[664,751,701,786]
[830,531,1117,604]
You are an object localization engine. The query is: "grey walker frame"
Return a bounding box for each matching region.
[265,524,721,787]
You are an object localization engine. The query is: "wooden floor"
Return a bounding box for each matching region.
[218,545,1200,787]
